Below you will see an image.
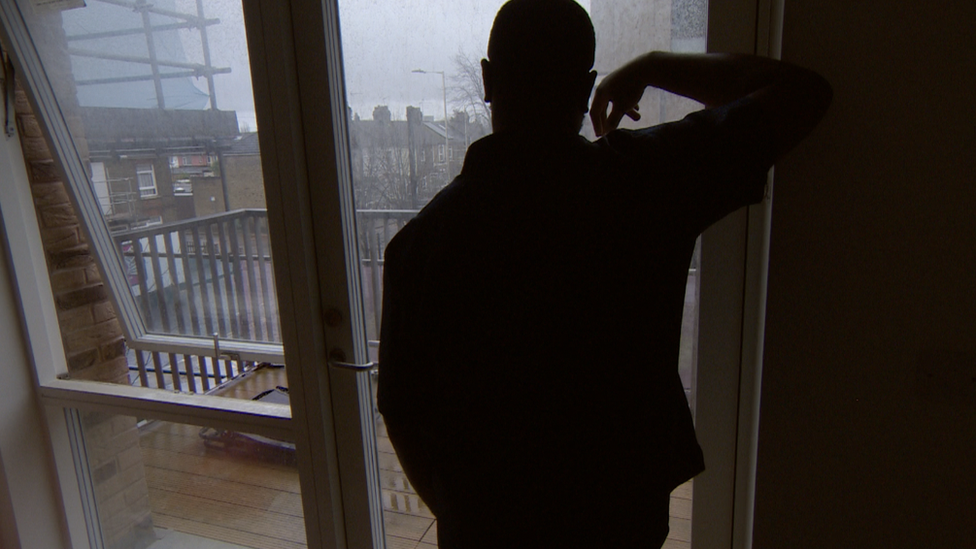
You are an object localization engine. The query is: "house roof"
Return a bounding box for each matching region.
[346,117,469,150]
[422,121,465,141]
[223,132,262,156]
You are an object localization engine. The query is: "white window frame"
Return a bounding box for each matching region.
[135,163,157,198]
[1,109,90,549]
[89,161,110,215]
[692,1,782,547]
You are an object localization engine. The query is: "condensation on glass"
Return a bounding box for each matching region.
[69,409,302,549]
[337,1,706,547]
[20,0,284,395]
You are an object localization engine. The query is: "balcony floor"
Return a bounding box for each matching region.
[138,367,692,548]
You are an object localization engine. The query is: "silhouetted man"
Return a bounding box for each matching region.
[378,1,831,547]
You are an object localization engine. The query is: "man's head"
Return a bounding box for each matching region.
[482,0,597,133]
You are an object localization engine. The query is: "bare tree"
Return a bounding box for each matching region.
[357,119,412,209]
[449,51,491,131]
[350,107,445,211]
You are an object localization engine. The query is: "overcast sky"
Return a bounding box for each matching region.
[340,0,508,120]
[189,0,591,128]
[340,0,591,119]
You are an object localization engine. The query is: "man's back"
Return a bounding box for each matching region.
[379,114,769,544]
[377,2,830,545]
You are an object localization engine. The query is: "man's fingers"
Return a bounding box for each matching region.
[590,89,641,136]
[605,106,626,134]
[590,92,609,136]
[590,109,605,136]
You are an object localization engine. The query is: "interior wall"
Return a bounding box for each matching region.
[0,134,69,548]
[755,1,976,547]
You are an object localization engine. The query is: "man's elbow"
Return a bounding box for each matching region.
[803,70,833,123]
[764,68,833,161]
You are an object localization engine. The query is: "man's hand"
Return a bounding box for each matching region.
[590,60,647,136]
[588,52,832,163]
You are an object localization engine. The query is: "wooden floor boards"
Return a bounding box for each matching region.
[137,367,692,549]
[140,420,303,549]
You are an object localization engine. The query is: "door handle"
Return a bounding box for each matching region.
[329,361,377,373]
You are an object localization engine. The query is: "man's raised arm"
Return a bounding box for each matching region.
[590,53,832,161]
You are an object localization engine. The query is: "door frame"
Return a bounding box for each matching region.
[695,1,780,548]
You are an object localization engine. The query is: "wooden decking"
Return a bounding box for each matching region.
[140,420,304,549]
[138,367,692,548]
[373,419,693,549]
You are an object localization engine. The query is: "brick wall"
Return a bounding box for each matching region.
[13,78,154,548]
[222,154,267,210]
[13,85,128,383]
[80,411,155,549]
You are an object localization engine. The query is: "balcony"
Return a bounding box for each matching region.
[112,208,415,393]
[137,370,692,549]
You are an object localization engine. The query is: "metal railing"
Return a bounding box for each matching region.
[113,208,420,392]
[112,207,697,393]
[128,347,254,394]
[355,209,418,341]
[114,209,280,344]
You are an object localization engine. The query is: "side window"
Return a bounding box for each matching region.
[90,161,111,214]
[16,0,285,395]
[136,163,157,198]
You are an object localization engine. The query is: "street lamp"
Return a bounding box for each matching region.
[411,69,450,172]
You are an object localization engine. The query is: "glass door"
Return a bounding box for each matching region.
[319,1,748,548]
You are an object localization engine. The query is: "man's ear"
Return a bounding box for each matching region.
[481,59,493,103]
[580,70,598,113]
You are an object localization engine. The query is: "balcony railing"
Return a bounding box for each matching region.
[111,207,700,396]
[355,209,418,345]
[113,208,420,393]
[114,208,280,344]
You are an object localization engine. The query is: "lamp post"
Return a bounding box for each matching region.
[411,69,450,176]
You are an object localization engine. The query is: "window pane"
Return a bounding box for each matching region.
[70,409,303,549]
[136,164,157,198]
[338,0,705,547]
[20,0,281,350]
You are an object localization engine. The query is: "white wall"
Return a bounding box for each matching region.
[756,1,976,547]
[0,130,71,549]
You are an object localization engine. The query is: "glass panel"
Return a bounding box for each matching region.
[337,0,705,547]
[18,0,288,400]
[71,409,303,549]
[20,0,280,349]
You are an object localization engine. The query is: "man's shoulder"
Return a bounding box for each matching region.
[384,177,472,265]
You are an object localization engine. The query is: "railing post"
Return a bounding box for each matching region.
[368,225,383,338]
